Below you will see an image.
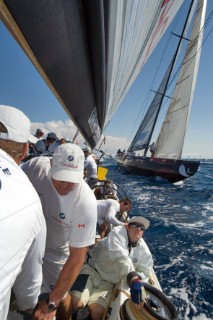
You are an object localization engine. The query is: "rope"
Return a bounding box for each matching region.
[128,299,157,320]
[102,281,121,320]
[117,289,131,298]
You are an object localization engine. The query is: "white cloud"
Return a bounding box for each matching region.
[31,120,77,140]
[31,120,213,159]
[96,135,129,157]
[31,120,129,156]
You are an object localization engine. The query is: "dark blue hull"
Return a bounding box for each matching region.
[116,155,200,183]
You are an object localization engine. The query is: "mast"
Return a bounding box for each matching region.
[142,0,195,156]
[154,0,207,159]
[72,129,79,142]
[128,60,174,154]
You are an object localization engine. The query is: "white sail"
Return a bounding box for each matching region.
[0,0,183,148]
[103,0,184,128]
[154,0,207,159]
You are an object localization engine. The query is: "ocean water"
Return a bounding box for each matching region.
[104,159,213,320]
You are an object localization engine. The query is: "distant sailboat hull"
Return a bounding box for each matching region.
[116,155,200,183]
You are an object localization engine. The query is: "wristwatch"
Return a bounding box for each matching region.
[46,297,58,311]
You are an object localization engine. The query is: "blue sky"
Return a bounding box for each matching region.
[0,1,213,158]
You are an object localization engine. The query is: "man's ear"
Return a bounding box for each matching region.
[19,143,29,163]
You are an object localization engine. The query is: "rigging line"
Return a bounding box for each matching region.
[166,8,213,93]
[157,3,211,122]
[201,11,213,44]
[204,9,213,26]
[94,148,113,159]
[142,2,190,97]
[124,3,189,150]
[155,18,210,127]
[117,1,196,153]
[124,32,176,150]
[142,0,196,156]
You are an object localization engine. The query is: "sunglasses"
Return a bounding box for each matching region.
[130,223,146,231]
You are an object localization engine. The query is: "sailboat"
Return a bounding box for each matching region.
[116,0,206,183]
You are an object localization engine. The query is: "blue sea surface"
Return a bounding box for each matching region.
[104,159,213,320]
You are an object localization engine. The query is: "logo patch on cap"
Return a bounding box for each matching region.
[68,155,74,161]
[60,212,65,219]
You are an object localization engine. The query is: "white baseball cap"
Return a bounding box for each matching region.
[51,143,85,183]
[83,146,91,153]
[128,216,150,229]
[0,105,36,143]
[47,132,57,140]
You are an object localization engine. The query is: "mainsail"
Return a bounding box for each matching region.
[0,0,183,148]
[154,0,207,159]
[128,61,173,153]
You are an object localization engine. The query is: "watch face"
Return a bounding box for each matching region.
[48,301,57,310]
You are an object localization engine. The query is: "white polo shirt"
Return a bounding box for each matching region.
[84,154,97,179]
[22,156,97,290]
[0,149,45,319]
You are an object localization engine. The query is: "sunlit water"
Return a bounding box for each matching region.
[104,159,213,320]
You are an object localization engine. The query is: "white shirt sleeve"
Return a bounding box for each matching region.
[68,183,97,248]
[105,206,124,226]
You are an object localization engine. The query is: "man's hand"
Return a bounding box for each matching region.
[130,281,146,309]
[33,300,57,320]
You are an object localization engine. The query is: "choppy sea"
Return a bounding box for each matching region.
[104,159,213,320]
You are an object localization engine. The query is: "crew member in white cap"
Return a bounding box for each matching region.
[34,128,44,140]
[83,146,97,187]
[22,143,97,319]
[0,105,46,320]
[70,216,153,320]
[35,131,58,156]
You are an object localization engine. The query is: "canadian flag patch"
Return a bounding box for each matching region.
[78,224,85,228]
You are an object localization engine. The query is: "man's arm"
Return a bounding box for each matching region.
[135,243,153,282]
[49,246,88,303]
[105,206,125,226]
[33,246,88,320]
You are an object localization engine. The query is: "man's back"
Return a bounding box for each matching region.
[84,154,97,179]
[97,199,119,220]
[0,149,44,318]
